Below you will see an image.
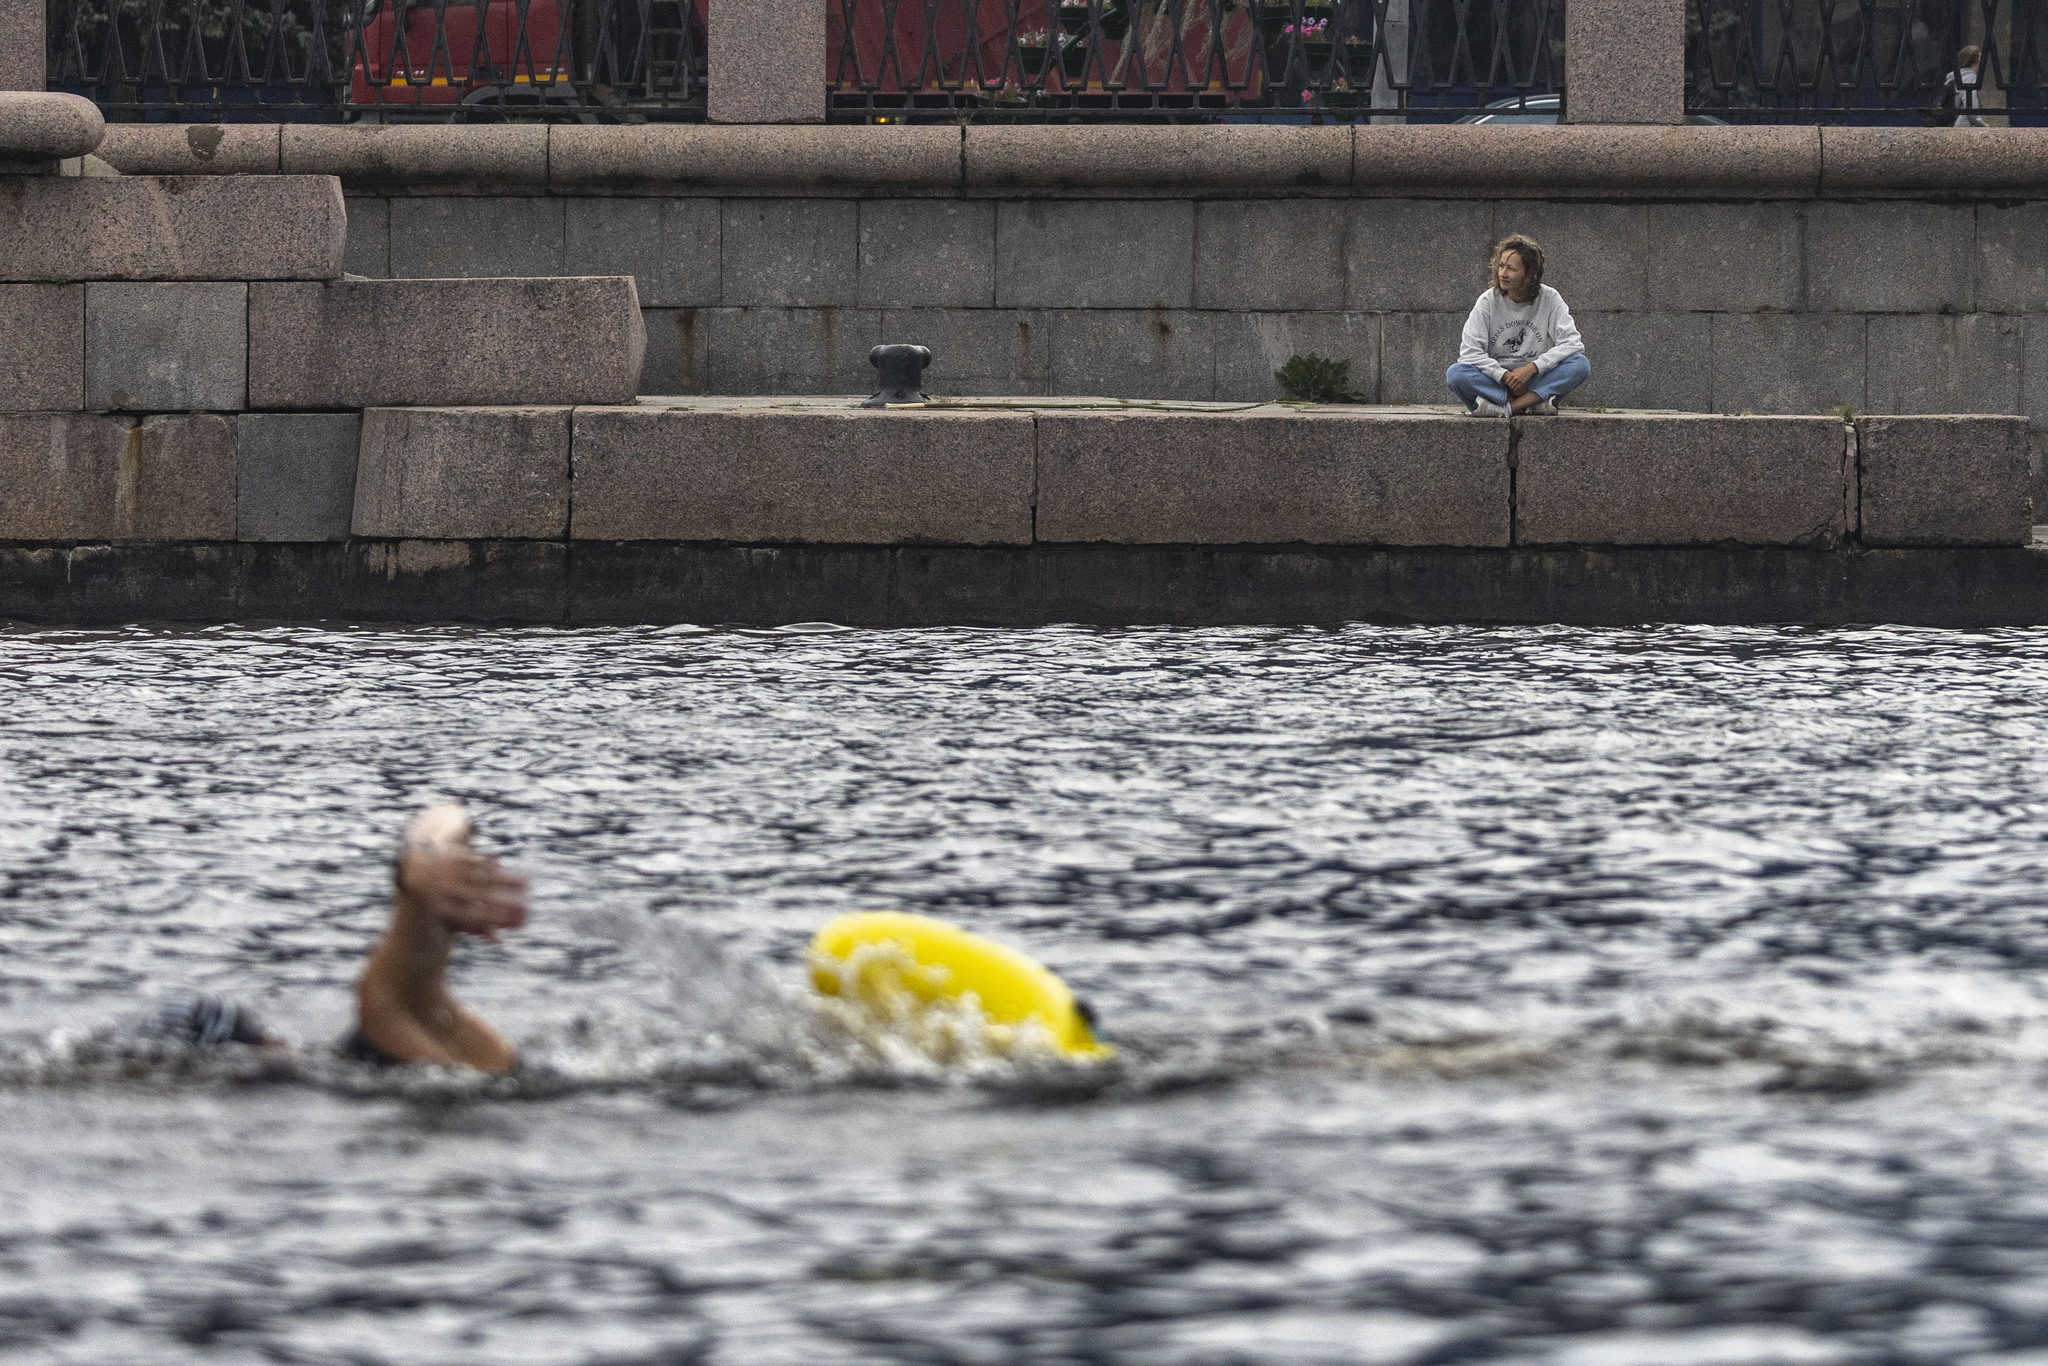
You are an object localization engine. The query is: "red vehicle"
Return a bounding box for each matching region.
[350,0,706,118]
[827,0,1264,99]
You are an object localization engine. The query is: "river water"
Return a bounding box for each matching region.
[7,622,2048,1364]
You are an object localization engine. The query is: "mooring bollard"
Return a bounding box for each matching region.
[865,345,932,408]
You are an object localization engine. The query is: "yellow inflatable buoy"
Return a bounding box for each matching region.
[810,912,1110,1059]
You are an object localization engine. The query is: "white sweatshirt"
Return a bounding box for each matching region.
[1456,284,1585,381]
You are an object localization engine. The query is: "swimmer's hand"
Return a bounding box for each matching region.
[398,846,530,940]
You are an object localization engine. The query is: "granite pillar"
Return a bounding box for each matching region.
[708,0,824,123]
[0,0,42,92]
[1564,0,1684,125]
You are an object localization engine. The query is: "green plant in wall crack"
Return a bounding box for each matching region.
[1275,353,1363,404]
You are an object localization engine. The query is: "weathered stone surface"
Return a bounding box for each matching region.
[1805,202,1976,313]
[1646,203,1801,312]
[1564,0,1684,124]
[2026,318,2048,435]
[97,124,278,175]
[640,308,710,395]
[1036,409,1511,546]
[1356,126,1821,195]
[1975,203,2048,313]
[1866,314,2022,416]
[570,403,1035,544]
[1194,201,1347,312]
[997,201,1194,309]
[0,414,127,538]
[965,126,1351,190]
[704,307,882,395]
[858,201,996,309]
[877,308,1051,397]
[0,285,83,410]
[237,413,362,542]
[1710,313,1866,416]
[85,282,247,412]
[133,414,238,540]
[248,277,646,409]
[1214,312,1379,403]
[389,196,564,278]
[353,407,570,540]
[708,0,824,123]
[1516,414,1850,547]
[1821,128,2048,195]
[565,197,720,308]
[343,195,390,277]
[1048,311,1217,401]
[549,125,960,189]
[0,92,102,160]
[1571,312,1710,412]
[344,539,568,623]
[0,412,234,540]
[279,126,548,190]
[0,176,344,281]
[0,0,44,92]
[721,200,858,307]
[1377,312,1466,405]
[1857,416,2032,548]
[1345,199,1499,313]
[1492,202,1648,312]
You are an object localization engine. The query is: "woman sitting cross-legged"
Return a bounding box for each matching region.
[1446,233,1591,418]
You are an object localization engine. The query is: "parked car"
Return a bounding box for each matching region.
[1456,93,1729,125]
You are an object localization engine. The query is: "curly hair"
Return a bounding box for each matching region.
[1490,234,1545,303]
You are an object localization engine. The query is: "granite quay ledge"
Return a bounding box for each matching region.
[1856,416,2034,548]
[63,125,1986,200]
[550,124,960,193]
[1034,406,1511,547]
[0,92,103,162]
[12,542,2048,627]
[354,407,570,540]
[963,126,1352,193]
[1515,414,1853,548]
[0,176,344,281]
[96,124,281,176]
[571,400,1035,545]
[280,125,549,193]
[247,276,645,409]
[1820,129,2048,196]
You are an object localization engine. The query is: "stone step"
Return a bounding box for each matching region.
[336,398,2033,550]
[0,175,344,281]
[250,277,646,410]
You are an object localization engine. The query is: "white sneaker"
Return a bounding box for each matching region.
[1467,397,1509,418]
[1531,397,1558,416]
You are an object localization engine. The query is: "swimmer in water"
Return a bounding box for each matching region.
[343,802,529,1072]
[147,802,530,1074]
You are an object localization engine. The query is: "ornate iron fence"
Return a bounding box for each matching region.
[47,0,709,120]
[1687,0,2048,121]
[825,0,1564,121]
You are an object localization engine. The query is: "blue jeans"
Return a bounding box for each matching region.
[1446,352,1591,410]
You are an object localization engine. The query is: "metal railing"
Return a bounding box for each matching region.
[48,0,709,120]
[1687,0,2048,122]
[827,0,1564,121]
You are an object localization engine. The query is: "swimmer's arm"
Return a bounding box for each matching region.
[356,1003,466,1068]
[441,1001,517,1074]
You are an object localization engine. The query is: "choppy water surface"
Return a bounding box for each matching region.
[12,624,2048,1364]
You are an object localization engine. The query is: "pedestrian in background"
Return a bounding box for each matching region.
[1943,45,1987,127]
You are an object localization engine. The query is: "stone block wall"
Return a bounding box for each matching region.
[333,192,2048,445]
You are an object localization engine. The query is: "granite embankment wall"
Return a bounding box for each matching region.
[95,124,2048,496]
